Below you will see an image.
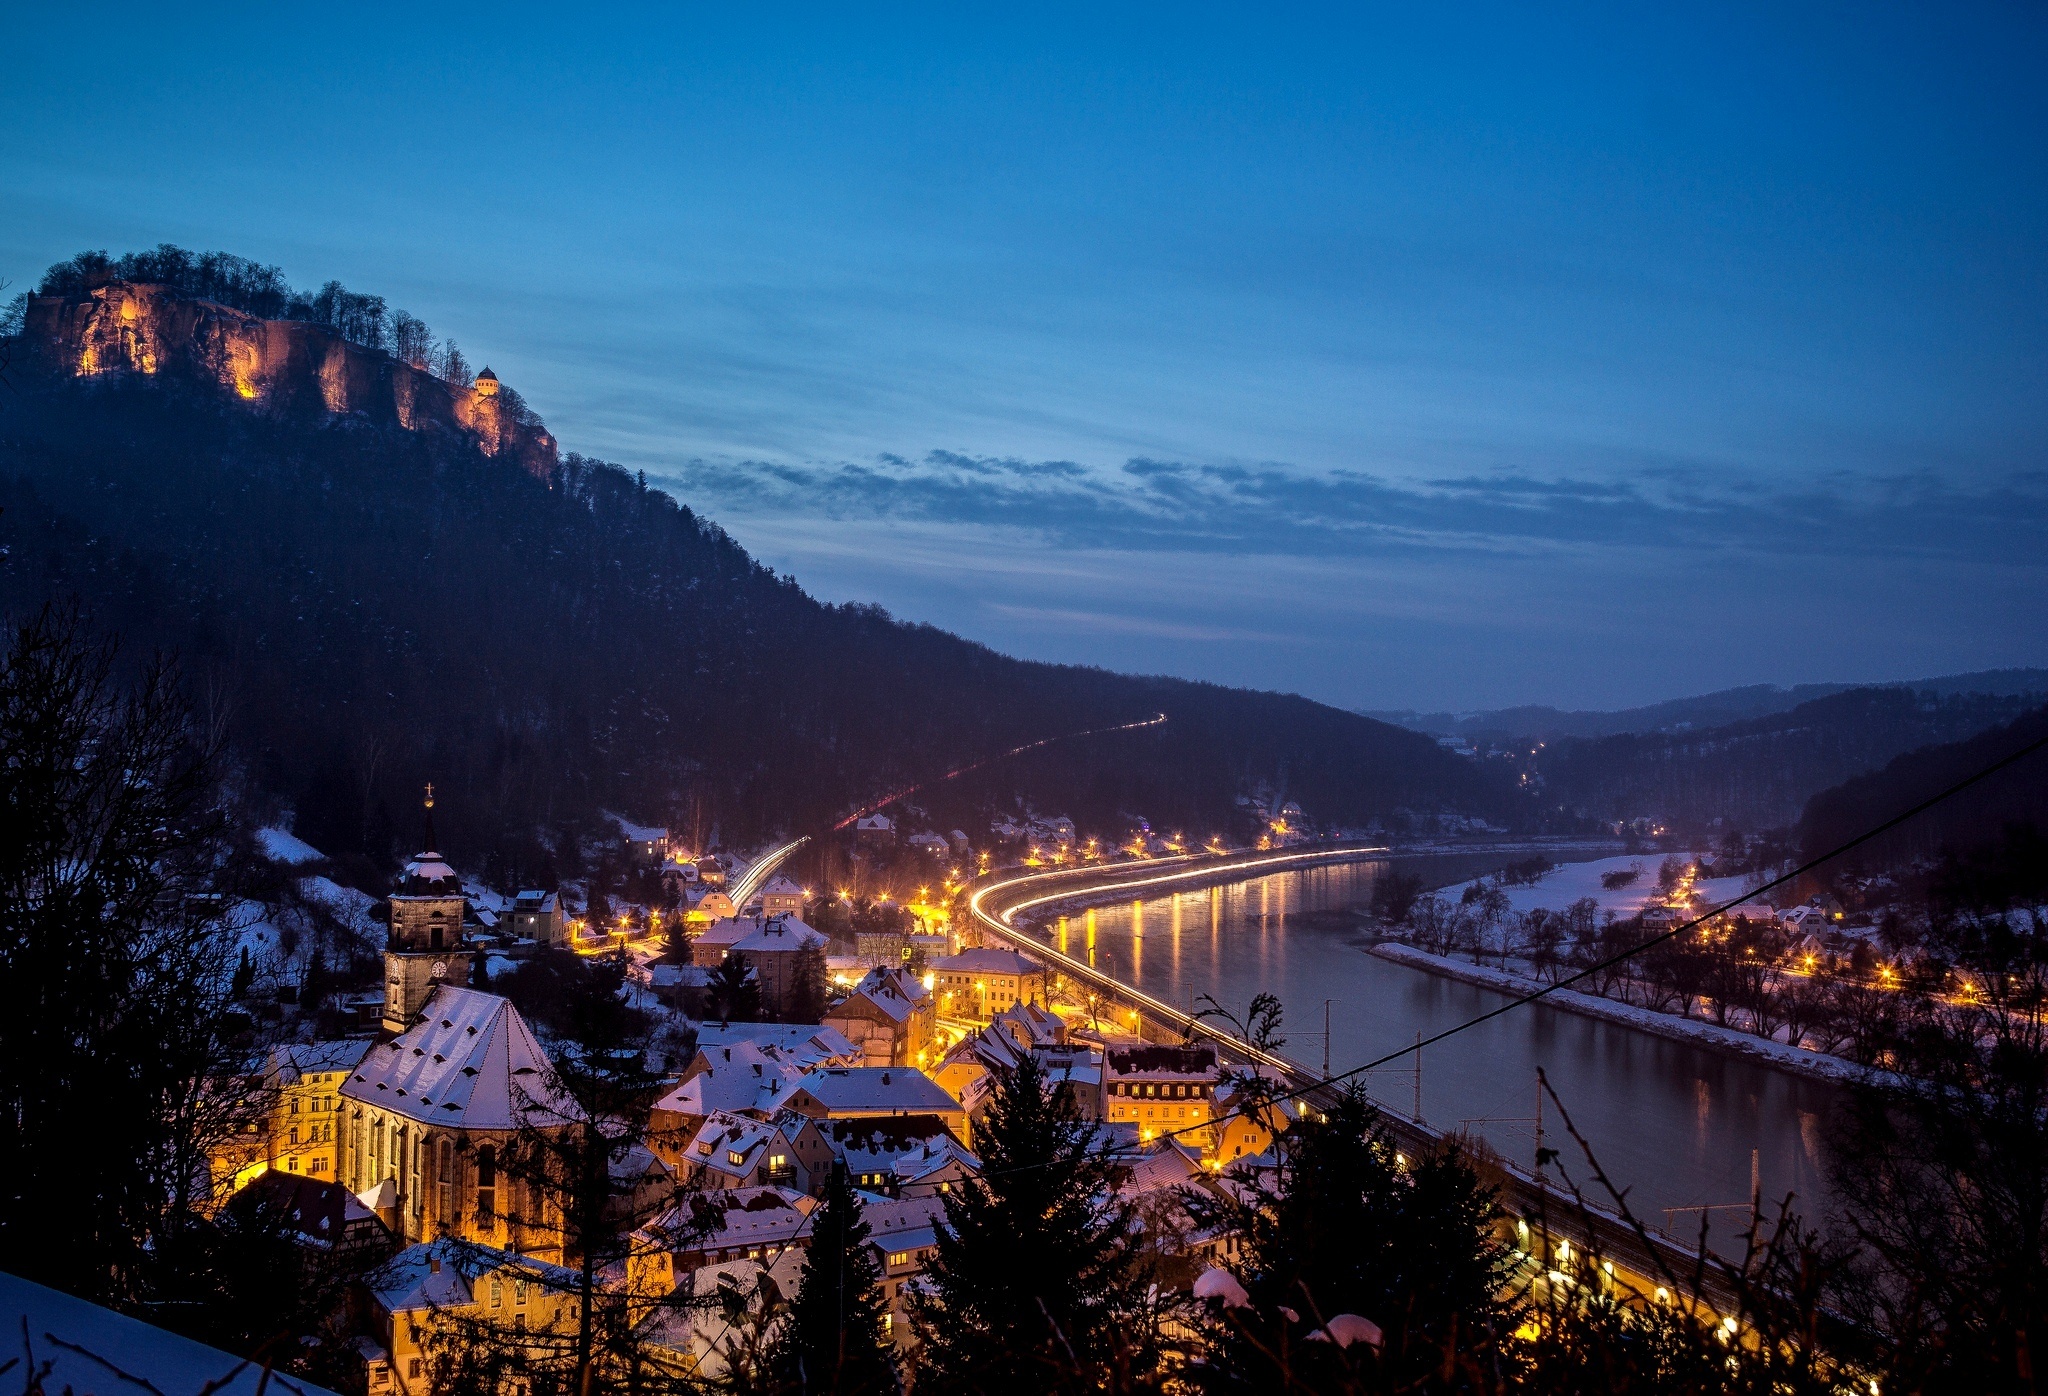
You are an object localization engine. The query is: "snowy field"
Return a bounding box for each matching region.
[1438,853,1771,919]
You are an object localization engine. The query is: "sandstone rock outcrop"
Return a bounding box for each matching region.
[21,282,558,482]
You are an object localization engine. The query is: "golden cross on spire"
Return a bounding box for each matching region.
[424,781,435,809]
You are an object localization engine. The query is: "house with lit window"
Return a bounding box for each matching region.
[625,1186,817,1301]
[361,1237,584,1392]
[823,966,936,1067]
[214,1039,371,1194]
[1104,1043,1221,1144]
[673,1110,825,1191]
[338,986,583,1262]
[818,1114,979,1198]
[929,946,1047,1021]
[754,873,806,920]
[861,1194,949,1349]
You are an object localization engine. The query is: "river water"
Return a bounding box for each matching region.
[1021,858,1842,1247]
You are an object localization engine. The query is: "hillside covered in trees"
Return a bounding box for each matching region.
[0,249,1519,881]
[1522,686,2043,833]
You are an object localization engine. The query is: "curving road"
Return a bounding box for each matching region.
[965,842,1744,1313]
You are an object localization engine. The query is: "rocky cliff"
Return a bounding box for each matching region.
[20,281,558,482]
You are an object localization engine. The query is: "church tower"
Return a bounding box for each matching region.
[382,784,475,1036]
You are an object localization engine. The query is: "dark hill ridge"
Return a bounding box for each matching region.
[1368,669,2048,742]
[1798,705,2048,871]
[1524,686,2045,832]
[0,272,1516,878]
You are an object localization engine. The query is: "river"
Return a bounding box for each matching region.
[1019,857,1842,1247]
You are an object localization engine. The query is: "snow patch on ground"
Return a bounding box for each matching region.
[257,826,325,865]
[1438,854,1772,919]
[299,875,378,932]
[1369,942,1885,1087]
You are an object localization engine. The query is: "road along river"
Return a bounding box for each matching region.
[978,851,1843,1252]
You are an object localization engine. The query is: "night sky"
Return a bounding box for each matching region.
[5,4,2043,710]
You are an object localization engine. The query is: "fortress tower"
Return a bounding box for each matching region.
[381,784,475,1036]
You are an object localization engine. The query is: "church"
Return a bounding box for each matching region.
[339,789,582,1259]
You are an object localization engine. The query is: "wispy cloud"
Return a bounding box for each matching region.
[655,452,2048,564]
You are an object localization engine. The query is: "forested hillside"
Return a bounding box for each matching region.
[1524,687,2043,832]
[0,277,1516,878]
[1798,705,2048,871]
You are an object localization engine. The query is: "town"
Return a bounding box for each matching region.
[195,789,1315,1388]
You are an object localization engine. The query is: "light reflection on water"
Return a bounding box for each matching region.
[1030,858,1842,1244]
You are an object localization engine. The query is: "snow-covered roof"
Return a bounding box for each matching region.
[933,946,1043,977]
[730,917,826,956]
[0,1271,343,1396]
[833,966,928,1024]
[607,812,670,843]
[367,1238,581,1314]
[694,1022,859,1069]
[855,814,894,830]
[656,1042,807,1119]
[266,1039,371,1084]
[791,1067,961,1118]
[758,873,804,897]
[822,1115,978,1183]
[681,1110,798,1180]
[342,986,581,1130]
[642,1186,816,1254]
[859,1194,948,1255]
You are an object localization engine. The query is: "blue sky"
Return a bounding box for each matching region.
[4,4,2043,710]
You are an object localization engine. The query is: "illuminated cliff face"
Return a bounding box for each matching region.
[23,281,560,483]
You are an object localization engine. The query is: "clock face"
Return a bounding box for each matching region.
[431,962,447,979]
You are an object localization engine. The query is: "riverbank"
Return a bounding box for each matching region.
[1367,942,1883,1087]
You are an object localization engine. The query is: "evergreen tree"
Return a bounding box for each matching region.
[1185,1087,1513,1394]
[710,950,762,1023]
[773,1162,898,1395]
[912,1052,1163,1395]
[0,606,238,1304]
[786,939,829,1024]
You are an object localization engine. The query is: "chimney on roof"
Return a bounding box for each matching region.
[430,1255,442,1274]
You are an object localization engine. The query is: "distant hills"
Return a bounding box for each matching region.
[1799,706,2048,871]
[1365,670,2048,742]
[0,253,1518,880]
[1523,687,2045,832]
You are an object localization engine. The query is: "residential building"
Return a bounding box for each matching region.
[647,1042,808,1161]
[756,873,805,920]
[339,986,583,1260]
[225,1169,391,1263]
[613,816,671,865]
[627,1187,816,1297]
[824,966,936,1068]
[861,1195,948,1349]
[261,1039,370,1181]
[935,1028,1103,1125]
[507,890,561,946]
[674,1110,825,1191]
[727,916,828,1015]
[854,813,896,844]
[1104,1043,1221,1144]
[818,1115,978,1198]
[930,946,1047,1021]
[363,1238,585,1393]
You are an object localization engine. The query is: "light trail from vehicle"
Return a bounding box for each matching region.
[831,711,1167,831]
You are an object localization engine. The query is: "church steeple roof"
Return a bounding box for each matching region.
[399,782,460,895]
